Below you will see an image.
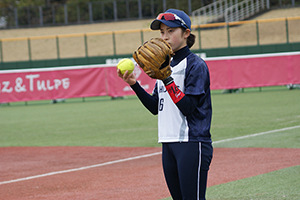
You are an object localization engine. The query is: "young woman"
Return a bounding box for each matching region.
[117,9,213,200]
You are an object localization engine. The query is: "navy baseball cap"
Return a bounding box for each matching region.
[150,9,191,30]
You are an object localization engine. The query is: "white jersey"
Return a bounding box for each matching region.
[147,46,212,143]
[157,58,188,143]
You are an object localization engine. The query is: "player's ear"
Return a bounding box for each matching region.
[183,29,191,39]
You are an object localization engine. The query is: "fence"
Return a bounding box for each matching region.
[0,0,202,29]
[192,0,229,25]
[1,51,299,103]
[192,0,270,25]
[0,64,156,103]
[0,16,299,64]
[225,0,270,22]
[0,0,298,29]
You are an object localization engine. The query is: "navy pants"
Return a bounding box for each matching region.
[162,142,213,200]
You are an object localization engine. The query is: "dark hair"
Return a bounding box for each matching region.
[181,27,195,48]
[187,33,195,48]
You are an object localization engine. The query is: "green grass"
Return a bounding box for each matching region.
[164,165,300,200]
[0,89,299,147]
[1,88,300,200]
[213,126,300,148]
[210,89,300,142]
[206,165,300,200]
[0,96,158,147]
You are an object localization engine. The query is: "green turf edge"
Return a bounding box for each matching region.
[1,90,299,147]
[206,165,300,200]
[212,126,300,148]
[161,165,300,200]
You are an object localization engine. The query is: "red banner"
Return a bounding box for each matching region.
[206,52,300,90]
[0,52,299,103]
[0,65,156,103]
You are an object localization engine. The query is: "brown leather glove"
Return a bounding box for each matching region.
[133,38,174,80]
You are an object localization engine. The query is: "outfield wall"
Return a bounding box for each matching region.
[1,42,300,71]
[206,52,300,89]
[1,52,299,103]
[0,16,300,66]
[0,63,155,103]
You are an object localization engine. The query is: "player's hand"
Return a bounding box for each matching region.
[117,69,136,86]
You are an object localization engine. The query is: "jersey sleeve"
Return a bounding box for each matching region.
[184,56,210,96]
[130,81,159,115]
[176,94,200,116]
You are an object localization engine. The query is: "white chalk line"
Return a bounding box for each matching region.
[213,125,300,144]
[1,125,299,185]
[0,151,162,185]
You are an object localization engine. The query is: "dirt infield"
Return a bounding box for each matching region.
[0,147,299,200]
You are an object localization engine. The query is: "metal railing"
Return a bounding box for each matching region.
[225,0,270,22]
[192,0,230,25]
[0,16,300,63]
[192,0,270,25]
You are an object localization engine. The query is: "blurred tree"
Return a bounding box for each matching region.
[17,0,45,7]
[0,0,18,8]
[0,0,69,8]
[1,0,298,9]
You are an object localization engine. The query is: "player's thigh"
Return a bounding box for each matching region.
[176,142,200,198]
[176,142,213,199]
[162,143,183,199]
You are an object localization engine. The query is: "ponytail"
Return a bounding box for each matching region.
[181,27,195,48]
[187,33,195,48]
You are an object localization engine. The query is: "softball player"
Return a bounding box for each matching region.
[118,9,213,200]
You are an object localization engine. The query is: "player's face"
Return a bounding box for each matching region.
[159,23,189,52]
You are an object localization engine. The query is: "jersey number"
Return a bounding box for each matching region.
[159,98,164,111]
